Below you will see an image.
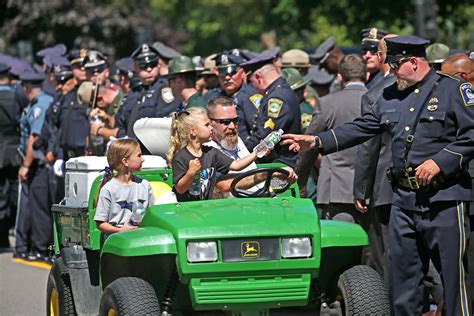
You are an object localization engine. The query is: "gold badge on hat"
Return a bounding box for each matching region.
[427,97,438,111]
[369,28,377,39]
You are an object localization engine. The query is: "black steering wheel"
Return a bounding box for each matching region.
[230,168,291,198]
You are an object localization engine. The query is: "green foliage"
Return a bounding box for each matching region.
[1,0,472,59]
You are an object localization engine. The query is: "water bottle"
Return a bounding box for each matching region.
[253,129,283,158]
[189,173,201,196]
[91,115,104,146]
[129,200,146,226]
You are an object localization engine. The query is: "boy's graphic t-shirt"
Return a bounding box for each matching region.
[172,145,234,202]
[94,177,155,227]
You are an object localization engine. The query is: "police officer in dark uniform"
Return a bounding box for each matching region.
[241,54,301,169]
[282,36,474,315]
[17,69,53,262]
[211,50,264,144]
[361,27,388,89]
[114,44,181,140]
[0,63,20,248]
[57,51,92,161]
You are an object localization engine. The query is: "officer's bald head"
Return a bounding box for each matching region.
[442,54,474,85]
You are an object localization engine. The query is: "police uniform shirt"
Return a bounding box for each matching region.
[203,86,225,102]
[366,70,385,90]
[299,100,314,132]
[115,91,139,138]
[0,84,20,168]
[36,90,63,156]
[185,91,207,109]
[19,92,53,153]
[316,69,474,211]
[234,83,263,142]
[245,77,301,168]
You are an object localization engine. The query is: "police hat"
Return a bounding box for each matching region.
[167,55,196,77]
[385,36,430,63]
[282,49,311,68]
[0,54,34,78]
[36,43,67,58]
[83,50,108,69]
[19,69,45,84]
[0,62,10,75]
[115,57,135,78]
[281,68,310,91]
[426,43,450,64]
[260,46,281,59]
[240,54,274,76]
[306,66,335,85]
[152,41,181,60]
[50,56,73,83]
[360,28,388,48]
[68,49,87,66]
[311,36,336,64]
[131,44,159,63]
[213,49,247,76]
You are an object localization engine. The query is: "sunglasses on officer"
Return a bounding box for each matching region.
[137,60,159,71]
[218,65,239,77]
[85,63,107,75]
[362,46,378,55]
[209,117,239,126]
[388,57,412,70]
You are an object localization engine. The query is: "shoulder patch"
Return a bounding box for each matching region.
[249,94,263,109]
[460,83,474,107]
[33,107,42,119]
[267,98,283,118]
[161,87,175,104]
[301,113,313,129]
[264,118,275,130]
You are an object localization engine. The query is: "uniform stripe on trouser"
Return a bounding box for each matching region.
[457,201,470,316]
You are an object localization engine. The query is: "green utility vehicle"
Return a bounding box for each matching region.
[47,156,389,316]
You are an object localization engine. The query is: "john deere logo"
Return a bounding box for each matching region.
[241,242,260,258]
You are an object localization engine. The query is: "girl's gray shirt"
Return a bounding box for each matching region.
[94,177,155,227]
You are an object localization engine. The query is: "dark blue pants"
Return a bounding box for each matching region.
[0,167,18,247]
[390,202,471,316]
[28,164,53,253]
[15,181,30,253]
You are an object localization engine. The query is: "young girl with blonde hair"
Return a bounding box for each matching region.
[168,107,262,202]
[94,139,155,234]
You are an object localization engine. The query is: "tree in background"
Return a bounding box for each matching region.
[0,0,472,61]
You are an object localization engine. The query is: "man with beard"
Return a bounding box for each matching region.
[205,96,296,198]
[361,28,388,89]
[282,35,474,315]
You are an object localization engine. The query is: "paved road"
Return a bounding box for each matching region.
[0,237,50,316]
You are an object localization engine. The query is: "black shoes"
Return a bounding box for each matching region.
[27,251,54,264]
[12,251,28,260]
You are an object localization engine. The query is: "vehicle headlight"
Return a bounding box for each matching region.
[186,241,218,263]
[281,237,312,258]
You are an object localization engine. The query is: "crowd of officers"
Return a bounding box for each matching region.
[0,27,473,315]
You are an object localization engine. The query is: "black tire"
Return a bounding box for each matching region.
[46,257,77,315]
[99,277,160,315]
[337,265,391,315]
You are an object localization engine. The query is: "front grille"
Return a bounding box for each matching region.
[190,274,310,306]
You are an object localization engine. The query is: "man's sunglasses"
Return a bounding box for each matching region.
[388,57,412,70]
[137,60,158,71]
[85,63,107,75]
[362,46,378,55]
[210,117,239,126]
[218,65,239,77]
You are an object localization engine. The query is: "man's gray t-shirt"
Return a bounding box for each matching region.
[94,177,155,227]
